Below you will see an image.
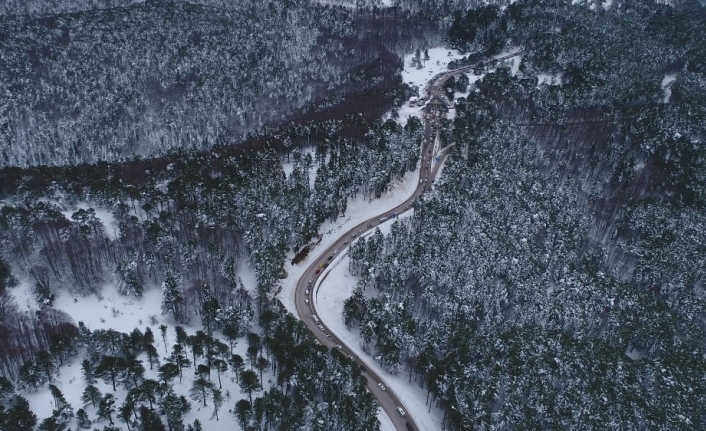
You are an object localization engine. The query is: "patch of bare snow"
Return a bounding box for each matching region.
[28,281,270,430]
[661,73,677,103]
[385,47,467,126]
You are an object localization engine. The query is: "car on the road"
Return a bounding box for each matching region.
[315,269,321,274]
[305,299,309,304]
[305,289,309,295]
[312,314,320,323]
[333,249,338,254]
[337,345,343,350]
[360,365,368,372]
[377,383,386,391]
[397,407,406,417]
[405,423,415,431]
[317,324,325,331]
[308,278,313,285]
[327,255,333,261]
[326,334,332,340]
[343,240,348,245]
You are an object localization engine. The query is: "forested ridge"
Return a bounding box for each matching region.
[0,0,440,167]
[342,1,706,429]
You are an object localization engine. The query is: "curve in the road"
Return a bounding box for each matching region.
[292,51,521,431]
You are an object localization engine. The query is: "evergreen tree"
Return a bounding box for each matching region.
[2,395,38,431]
[161,390,187,431]
[255,356,270,383]
[229,354,244,383]
[239,370,260,404]
[190,377,214,407]
[161,269,185,323]
[81,359,96,385]
[138,405,165,431]
[81,384,102,408]
[76,408,91,429]
[234,399,251,430]
[94,356,125,391]
[210,389,223,421]
[158,363,180,385]
[97,394,116,425]
[0,376,14,401]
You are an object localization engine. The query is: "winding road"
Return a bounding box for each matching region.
[292,51,521,431]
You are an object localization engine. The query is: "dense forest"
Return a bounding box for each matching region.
[0,0,437,429]
[0,0,439,167]
[2,0,706,429]
[343,0,706,429]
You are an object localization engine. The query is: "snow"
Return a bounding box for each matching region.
[35,198,120,239]
[8,280,41,313]
[25,282,271,430]
[378,409,396,431]
[537,72,563,86]
[661,73,677,104]
[279,167,420,315]
[313,212,445,431]
[281,147,319,188]
[387,47,468,126]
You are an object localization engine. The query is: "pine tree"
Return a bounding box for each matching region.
[138,405,165,431]
[210,389,223,421]
[81,385,102,408]
[76,408,91,429]
[115,260,143,297]
[200,286,220,334]
[3,395,37,431]
[94,356,125,391]
[190,377,214,407]
[234,399,251,430]
[0,376,14,401]
[229,354,244,383]
[239,370,260,404]
[97,394,116,425]
[255,356,270,384]
[162,269,185,322]
[212,359,228,389]
[81,359,96,385]
[161,390,186,431]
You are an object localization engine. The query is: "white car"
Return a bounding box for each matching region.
[378,383,386,391]
[397,407,406,417]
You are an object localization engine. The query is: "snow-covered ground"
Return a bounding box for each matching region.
[16,247,400,429]
[22,267,267,430]
[278,168,420,315]
[37,198,120,239]
[661,73,677,104]
[313,213,445,431]
[388,47,468,126]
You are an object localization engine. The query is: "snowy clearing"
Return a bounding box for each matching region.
[25,282,269,430]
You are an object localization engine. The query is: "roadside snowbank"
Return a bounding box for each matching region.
[314,213,445,431]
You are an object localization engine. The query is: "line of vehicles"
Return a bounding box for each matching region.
[300,139,434,431]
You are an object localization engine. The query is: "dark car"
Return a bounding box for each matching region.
[405,423,414,431]
[315,269,321,274]
[360,365,368,372]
